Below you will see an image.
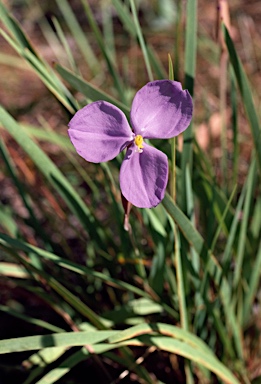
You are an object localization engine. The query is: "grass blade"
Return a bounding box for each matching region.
[129,0,153,82]
[233,157,257,288]
[180,0,197,212]
[162,193,244,358]
[223,24,261,171]
[80,0,126,103]
[0,331,116,354]
[55,63,130,115]
[243,239,261,325]
[0,107,102,241]
[55,0,99,73]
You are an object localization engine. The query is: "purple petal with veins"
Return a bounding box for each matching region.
[119,143,168,208]
[68,101,133,163]
[130,80,193,139]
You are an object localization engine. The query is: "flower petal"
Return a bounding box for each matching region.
[68,101,133,163]
[119,143,168,208]
[130,80,193,139]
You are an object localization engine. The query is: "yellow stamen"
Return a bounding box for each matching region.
[134,135,144,152]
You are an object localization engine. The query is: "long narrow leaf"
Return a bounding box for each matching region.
[0,108,102,242]
[223,24,261,171]
[55,63,130,115]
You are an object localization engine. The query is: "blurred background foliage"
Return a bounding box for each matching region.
[0,0,260,383]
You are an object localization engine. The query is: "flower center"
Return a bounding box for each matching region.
[134,135,144,153]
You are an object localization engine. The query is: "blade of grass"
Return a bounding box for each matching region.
[36,5,65,63]
[147,45,167,79]
[243,239,261,325]
[223,24,261,171]
[21,123,71,149]
[120,336,239,384]
[196,184,237,357]
[0,322,240,383]
[233,157,257,288]
[169,54,176,201]
[0,204,18,237]
[22,46,77,112]
[0,1,37,55]
[0,107,103,243]
[183,165,196,382]
[0,52,32,70]
[32,117,100,196]
[194,169,234,236]
[0,321,240,384]
[111,0,136,36]
[3,246,108,330]
[54,0,99,73]
[33,348,89,384]
[55,63,130,115]
[80,0,127,103]
[41,269,156,383]
[0,138,55,249]
[222,183,246,270]
[149,241,166,296]
[174,0,183,82]
[0,25,77,113]
[112,0,164,79]
[22,347,70,384]
[0,262,28,278]
[162,193,244,359]
[0,331,116,354]
[210,184,237,254]
[0,233,150,300]
[230,68,239,188]
[101,0,116,64]
[129,0,153,82]
[0,232,178,320]
[0,305,64,333]
[52,16,78,73]
[180,0,197,213]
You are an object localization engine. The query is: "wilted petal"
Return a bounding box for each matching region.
[119,143,168,208]
[68,101,133,163]
[130,80,193,139]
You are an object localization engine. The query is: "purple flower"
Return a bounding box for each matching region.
[68,80,193,208]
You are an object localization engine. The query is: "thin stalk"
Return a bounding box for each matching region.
[218,0,230,192]
[129,0,153,82]
[181,0,197,213]
[174,223,193,383]
[168,54,176,202]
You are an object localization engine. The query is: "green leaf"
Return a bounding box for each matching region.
[233,157,257,288]
[223,24,261,171]
[80,0,126,102]
[0,233,151,300]
[0,28,77,114]
[124,335,239,384]
[32,348,88,384]
[243,239,261,325]
[0,1,36,55]
[0,331,116,354]
[108,323,239,384]
[180,0,197,214]
[55,0,99,72]
[162,193,244,359]
[0,323,240,384]
[0,304,64,333]
[129,0,153,81]
[0,107,102,241]
[55,63,130,115]
[0,263,28,278]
